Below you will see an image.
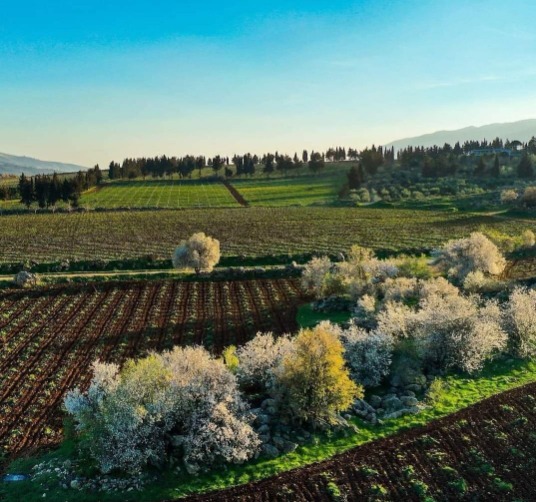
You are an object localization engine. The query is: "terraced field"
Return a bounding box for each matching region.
[185,381,536,501]
[0,278,304,458]
[0,207,534,265]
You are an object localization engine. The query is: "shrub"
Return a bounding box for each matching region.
[433,232,506,283]
[504,288,536,359]
[275,324,361,427]
[522,187,536,207]
[522,229,536,248]
[64,356,171,474]
[395,255,432,279]
[463,270,491,293]
[500,189,518,204]
[356,188,370,203]
[222,345,239,373]
[426,379,447,405]
[14,271,38,288]
[354,294,377,327]
[172,232,220,274]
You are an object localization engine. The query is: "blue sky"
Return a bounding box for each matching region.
[1,0,536,166]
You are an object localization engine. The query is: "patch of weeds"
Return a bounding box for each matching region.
[509,416,528,428]
[359,466,379,478]
[426,379,448,405]
[320,472,344,501]
[417,435,440,447]
[426,450,448,462]
[500,404,515,413]
[469,448,495,476]
[326,480,342,500]
[369,483,388,498]
[410,479,430,498]
[277,485,295,499]
[493,477,513,492]
[448,477,468,495]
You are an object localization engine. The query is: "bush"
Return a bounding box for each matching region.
[14,270,38,288]
[172,232,220,274]
[500,189,518,204]
[395,255,432,279]
[522,229,536,248]
[522,187,536,207]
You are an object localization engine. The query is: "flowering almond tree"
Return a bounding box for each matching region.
[172,232,221,274]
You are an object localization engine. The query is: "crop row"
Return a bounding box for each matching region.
[0,207,534,265]
[0,278,303,458]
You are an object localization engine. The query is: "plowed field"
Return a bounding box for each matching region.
[0,278,303,459]
[185,381,536,501]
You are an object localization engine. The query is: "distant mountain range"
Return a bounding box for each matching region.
[386,118,536,151]
[0,152,87,176]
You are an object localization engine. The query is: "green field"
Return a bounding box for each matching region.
[80,180,239,209]
[230,176,341,206]
[0,207,534,266]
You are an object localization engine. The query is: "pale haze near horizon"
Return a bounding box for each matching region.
[1,0,536,168]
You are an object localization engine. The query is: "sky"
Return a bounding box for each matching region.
[1,0,536,167]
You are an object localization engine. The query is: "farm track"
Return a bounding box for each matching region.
[223,180,249,207]
[183,380,536,502]
[0,278,305,461]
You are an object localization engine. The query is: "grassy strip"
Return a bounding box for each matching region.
[2,357,536,502]
[296,304,352,328]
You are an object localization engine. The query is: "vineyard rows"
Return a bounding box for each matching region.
[186,381,536,501]
[0,208,533,265]
[0,278,303,458]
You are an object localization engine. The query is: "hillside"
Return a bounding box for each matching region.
[0,152,87,175]
[387,118,536,151]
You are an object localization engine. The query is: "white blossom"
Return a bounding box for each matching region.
[172,232,220,274]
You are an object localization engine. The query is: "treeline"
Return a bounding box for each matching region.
[108,149,348,179]
[343,137,536,190]
[18,166,102,209]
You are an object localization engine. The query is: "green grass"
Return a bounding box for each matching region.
[296,304,352,328]
[3,357,536,502]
